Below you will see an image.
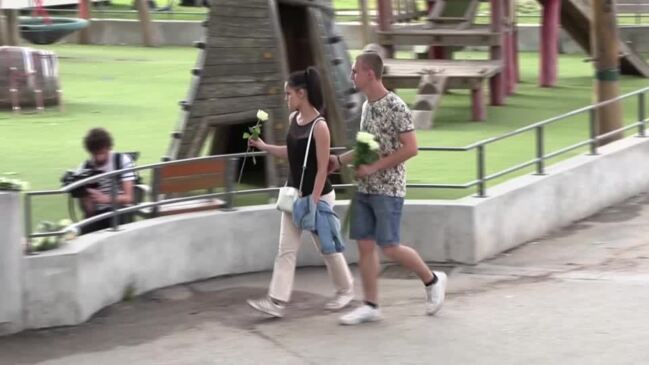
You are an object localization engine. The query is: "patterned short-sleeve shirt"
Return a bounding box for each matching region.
[358,92,415,197]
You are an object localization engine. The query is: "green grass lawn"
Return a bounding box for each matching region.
[1,44,647,225]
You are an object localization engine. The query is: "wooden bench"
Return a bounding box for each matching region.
[149,158,234,217]
[381,59,502,123]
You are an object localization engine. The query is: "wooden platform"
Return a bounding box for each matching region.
[377,26,501,47]
[382,59,502,90]
[382,59,503,124]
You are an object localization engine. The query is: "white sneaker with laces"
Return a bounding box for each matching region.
[324,291,354,311]
[425,271,447,315]
[247,297,285,318]
[339,304,381,325]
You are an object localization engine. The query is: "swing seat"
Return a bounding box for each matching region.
[19,17,89,45]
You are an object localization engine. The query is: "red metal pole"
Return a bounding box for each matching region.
[489,0,505,105]
[377,0,394,57]
[78,0,91,44]
[540,0,560,87]
[471,84,486,121]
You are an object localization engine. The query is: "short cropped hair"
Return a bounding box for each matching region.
[356,52,384,80]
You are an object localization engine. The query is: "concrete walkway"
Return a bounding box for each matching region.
[2,192,649,365]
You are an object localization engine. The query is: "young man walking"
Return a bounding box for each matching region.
[331,52,447,325]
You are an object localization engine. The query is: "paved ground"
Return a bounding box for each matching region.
[2,193,649,365]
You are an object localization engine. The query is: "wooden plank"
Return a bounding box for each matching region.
[206,37,277,49]
[196,81,283,99]
[208,16,273,28]
[201,63,280,76]
[213,7,269,18]
[160,174,225,193]
[206,21,274,39]
[200,73,282,85]
[191,95,285,117]
[383,76,484,90]
[161,159,225,178]
[203,47,278,65]
[378,30,500,46]
[213,0,267,7]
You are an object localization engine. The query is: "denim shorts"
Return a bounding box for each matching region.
[349,192,404,247]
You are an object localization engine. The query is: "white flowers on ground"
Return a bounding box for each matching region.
[30,219,78,252]
[0,176,30,191]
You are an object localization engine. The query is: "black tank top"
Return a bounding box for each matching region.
[286,113,334,197]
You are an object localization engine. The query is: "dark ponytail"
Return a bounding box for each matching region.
[287,66,325,113]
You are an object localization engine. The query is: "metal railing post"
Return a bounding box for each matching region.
[151,166,161,217]
[110,175,119,231]
[476,145,486,197]
[24,194,33,254]
[535,126,545,175]
[224,157,238,210]
[639,92,646,137]
[589,108,598,155]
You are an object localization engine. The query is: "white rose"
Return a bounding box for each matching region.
[356,131,376,144]
[256,110,269,122]
[368,140,380,151]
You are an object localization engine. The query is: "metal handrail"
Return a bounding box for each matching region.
[24,87,648,248]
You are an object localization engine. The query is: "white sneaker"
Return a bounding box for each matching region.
[425,271,448,316]
[247,297,285,318]
[324,291,354,311]
[339,304,381,325]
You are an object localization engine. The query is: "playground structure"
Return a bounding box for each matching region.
[166,0,364,187]
[538,0,649,86]
[0,0,157,46]
[0,45,61,111]
[374,0,514,128]
[372,0,649,128]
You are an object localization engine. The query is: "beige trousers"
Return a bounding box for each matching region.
[268,191,354,302]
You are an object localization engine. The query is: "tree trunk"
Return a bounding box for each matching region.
[592,0,623,145]
[135,0,158,47]
[540,0,560,87]
[78,0,92,44]
[4,10,19,46]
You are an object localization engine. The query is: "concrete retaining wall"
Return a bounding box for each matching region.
[3,136,649,334]
[59,20,649,53]
[0,193,24,336]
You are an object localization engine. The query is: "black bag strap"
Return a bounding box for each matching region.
[113,152,122,171]
[297,116,324,194]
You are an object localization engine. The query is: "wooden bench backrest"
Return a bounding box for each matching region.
[158,159,226,194]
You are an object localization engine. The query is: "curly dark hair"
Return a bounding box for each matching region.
[84,128,113,153]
